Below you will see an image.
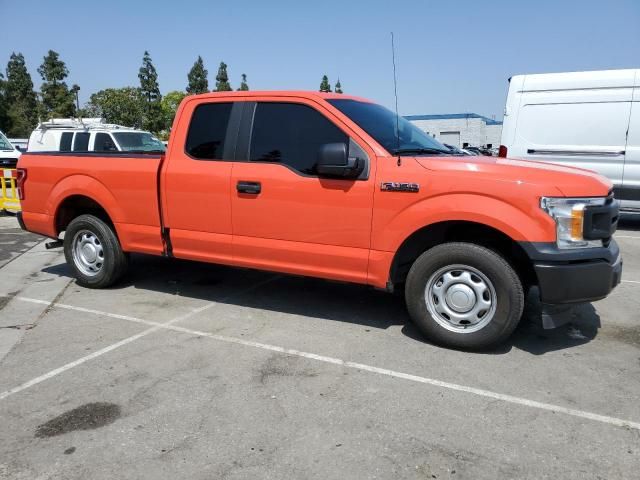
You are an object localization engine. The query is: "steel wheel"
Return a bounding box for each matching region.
[72,229,104,277]
[425,264,497,333]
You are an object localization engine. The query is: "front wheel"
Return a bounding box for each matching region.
[405,242,524,350]
[63,214,128,288]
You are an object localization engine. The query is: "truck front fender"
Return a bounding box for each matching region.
[374,193,556,253]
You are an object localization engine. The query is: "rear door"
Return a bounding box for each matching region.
[162,99,241,263]
[230,99,376,284]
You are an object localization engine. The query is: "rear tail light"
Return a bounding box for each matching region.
[498,145,508,158]
[14,168,27,200]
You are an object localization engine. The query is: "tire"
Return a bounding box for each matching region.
[63,214,128,288]
[405,242,524,350]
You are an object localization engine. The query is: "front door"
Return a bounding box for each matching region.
[230,99,376,284]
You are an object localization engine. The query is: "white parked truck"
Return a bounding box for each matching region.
[0,130,21,168]
[27,118,165,154]
[499,69,640,211]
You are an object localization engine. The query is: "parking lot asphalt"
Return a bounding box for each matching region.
[0,214,639,479]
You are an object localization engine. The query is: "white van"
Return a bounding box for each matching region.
[0,130,21,168]
[28,118,165,154]
[499,69,640,211]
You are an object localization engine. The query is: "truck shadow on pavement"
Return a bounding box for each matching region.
[42,254,601,356]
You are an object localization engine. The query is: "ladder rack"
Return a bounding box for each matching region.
[36,118,133,131]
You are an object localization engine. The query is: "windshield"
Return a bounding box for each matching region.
[112,132,166,152]
[0,131,14,151]
[327,99,450,155]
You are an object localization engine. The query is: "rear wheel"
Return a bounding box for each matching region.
[63,214,128,288]
[405,242,524,350]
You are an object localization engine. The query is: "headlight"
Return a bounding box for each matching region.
[540,196,607,249]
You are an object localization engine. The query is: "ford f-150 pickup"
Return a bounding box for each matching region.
[16,91,623,349]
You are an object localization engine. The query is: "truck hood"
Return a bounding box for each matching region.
[415,155,612,197]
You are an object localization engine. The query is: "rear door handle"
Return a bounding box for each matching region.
[236,181,261,194]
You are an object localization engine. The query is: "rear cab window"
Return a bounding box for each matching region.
[185,103,233,160]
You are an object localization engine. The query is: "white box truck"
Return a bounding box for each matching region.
[499,69,640,211]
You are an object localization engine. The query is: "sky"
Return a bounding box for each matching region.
[1,0,639,119]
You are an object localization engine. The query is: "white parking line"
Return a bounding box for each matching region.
[616,235,640,239]
[622,280,640,285]
[0,275,279,402]
[0,302,213,401]
[6,296,640,431]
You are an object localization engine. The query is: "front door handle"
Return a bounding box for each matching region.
[236,181,261,194]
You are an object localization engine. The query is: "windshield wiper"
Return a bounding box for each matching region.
[393,147,451,156]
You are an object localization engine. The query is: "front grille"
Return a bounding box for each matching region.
[0,157,18,166]
[584,194,618,246]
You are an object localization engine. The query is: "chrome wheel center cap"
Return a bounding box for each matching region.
[82,243,97,262]
[445,284,476,313]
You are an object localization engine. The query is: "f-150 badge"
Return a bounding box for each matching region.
[381,182,420,192]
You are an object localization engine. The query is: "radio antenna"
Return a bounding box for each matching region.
[391,32,401,166]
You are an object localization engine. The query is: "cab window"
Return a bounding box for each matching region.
[73,132,90,151]
[94,133,118,152]
[249,102,348,175]
[60,132,73,151]
[185,102,233,160]
[112,132,165,152]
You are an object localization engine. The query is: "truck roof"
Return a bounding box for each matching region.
[183,90,375,103]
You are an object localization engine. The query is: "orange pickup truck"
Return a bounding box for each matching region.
[17,91,622,349]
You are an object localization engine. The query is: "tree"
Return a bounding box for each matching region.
[319,75,331,93]
[334,79,343,94]
[0,73,9,133]
[161,90,187,130]
[187,56,208,94]
[138,51,164,132]
[38,50,76,119]
[215,62,232,91]
[83,87,145,129]
[237,73,249,91]
[5,52,38,136]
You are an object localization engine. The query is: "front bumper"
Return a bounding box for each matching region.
[520,240,622,305]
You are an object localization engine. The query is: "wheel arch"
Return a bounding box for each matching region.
[54,195,116,236]
[48,175,123,236]
[388,220,536,290]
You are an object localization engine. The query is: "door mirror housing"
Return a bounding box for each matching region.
[316,142,364,179]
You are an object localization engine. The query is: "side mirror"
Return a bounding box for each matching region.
[316,142,364,179]
[15,145,25,152]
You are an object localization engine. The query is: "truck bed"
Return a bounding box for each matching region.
[18,152,165,255]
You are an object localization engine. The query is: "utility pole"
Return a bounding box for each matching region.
[71,84,80,112]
